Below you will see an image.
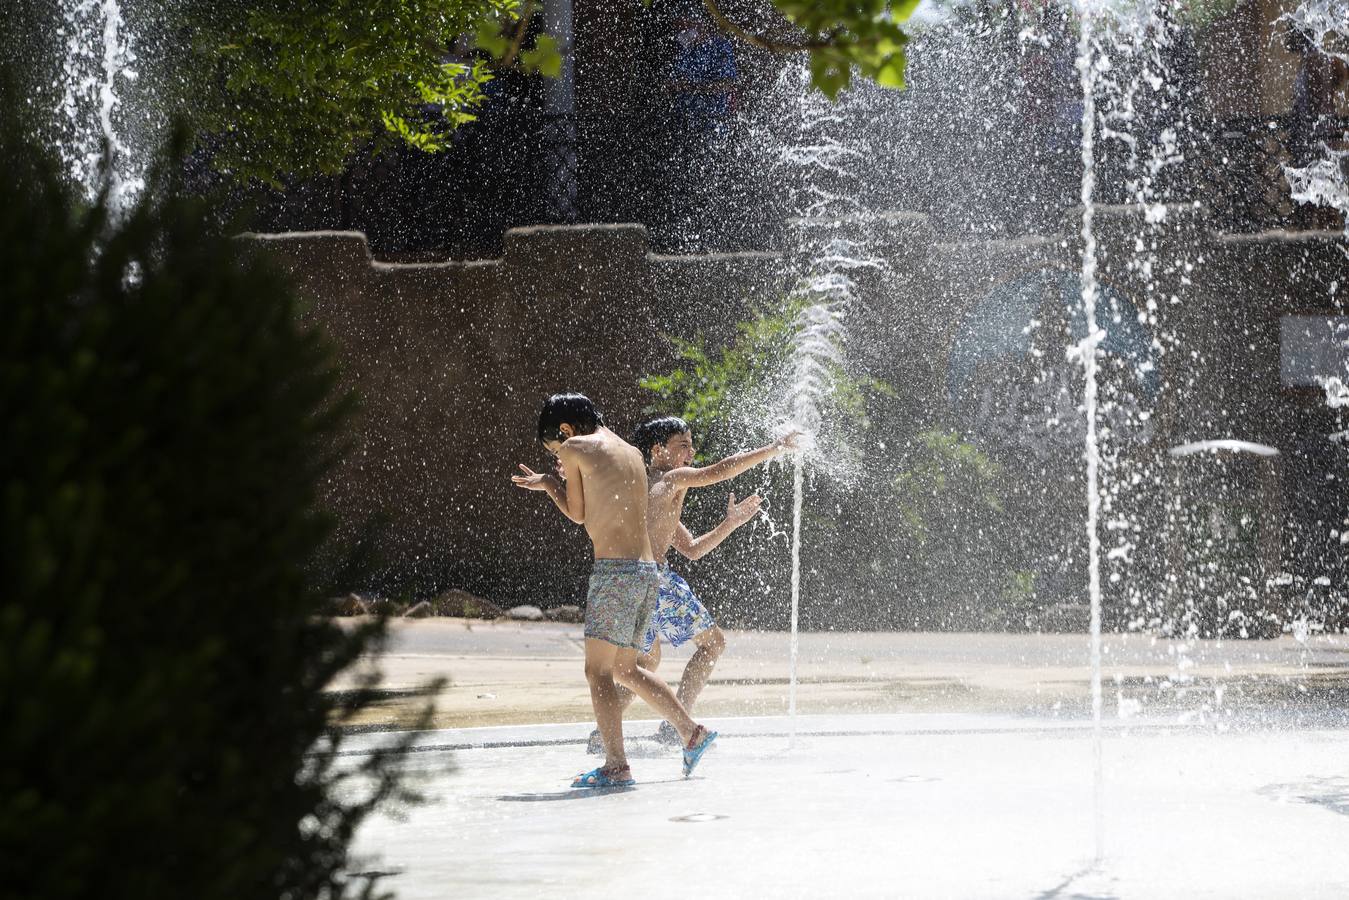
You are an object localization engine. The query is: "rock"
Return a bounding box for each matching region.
[329,593,370,616]
[545,604,583,623]
[365,597,402,617]
[430,589,504,619]
[404,600,434,618]
[507,604,545,622]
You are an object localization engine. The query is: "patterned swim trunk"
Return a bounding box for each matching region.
[584,559,660,650]
[641,565,716,654]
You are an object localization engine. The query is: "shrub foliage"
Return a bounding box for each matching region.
[0,127,416,898]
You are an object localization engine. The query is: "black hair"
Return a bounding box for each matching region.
[537,392,604,443]
[631,416,691,462]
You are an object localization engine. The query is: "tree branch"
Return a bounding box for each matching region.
[499,0,537,69]
[701,0,839,54]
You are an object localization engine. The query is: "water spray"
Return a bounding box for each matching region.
[58,0,143,212]
[1073,0,1106,865]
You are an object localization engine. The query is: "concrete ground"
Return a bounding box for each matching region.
[337,622,1349,898]
[345,714,1349,899]
[334,619,1349,730]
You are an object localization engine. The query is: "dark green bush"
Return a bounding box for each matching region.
[0,126,418,898]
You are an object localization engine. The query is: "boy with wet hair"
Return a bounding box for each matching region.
[588,415,797,751]
[513,393,718,787]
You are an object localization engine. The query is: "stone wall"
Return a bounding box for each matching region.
[247,225,789,606]
[248,213,1349,614]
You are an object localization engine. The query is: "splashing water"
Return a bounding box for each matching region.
[783,286,849,742]
[775,63,884,742]
[58,0,143,212]
[1279,0,1349,65]
[1283,0,1349,600]
[1286,148,1349,244]
[1281,0,1349,243]
[1064,0,1217,860]
[1072,0,1107,864]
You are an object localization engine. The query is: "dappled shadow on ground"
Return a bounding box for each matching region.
[496,787,636,802]
[1033,865,1120,900]
[1257,777,1349,818]
[497,775,691,802]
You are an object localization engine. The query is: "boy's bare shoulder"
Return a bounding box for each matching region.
[648,471,678,493]
[558,433,603,456]
[649,469,689,500]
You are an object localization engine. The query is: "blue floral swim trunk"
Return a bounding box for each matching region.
[584,559,660,650]
[641,565,716,654]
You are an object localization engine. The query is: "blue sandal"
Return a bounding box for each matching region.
[681,727,718,777]
[571,766,635,789]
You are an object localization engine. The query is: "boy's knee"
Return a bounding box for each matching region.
[584,659,614,684]
[612,658,640,682]
[703,627,726,657]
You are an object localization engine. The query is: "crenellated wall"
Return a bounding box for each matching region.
[246,225,790,604]
[247,214,1349,614]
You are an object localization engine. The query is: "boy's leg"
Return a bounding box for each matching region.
[612,647,699,742]
[616,641,661,713]
[604,561,711,754]
[675,625,725,712]
[584,638,629,774]
[648,570,721,719]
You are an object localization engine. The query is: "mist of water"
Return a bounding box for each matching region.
[1072,1,1107,862]
[773,63,889,739]
[57,0,143,211]
[1282,0,1349,244]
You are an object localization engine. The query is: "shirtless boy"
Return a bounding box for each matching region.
[512,393,718,787]
[589,416,798,751]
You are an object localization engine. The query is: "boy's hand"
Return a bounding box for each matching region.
[512,464,556,491]
[775,430,803,453]
[725,491,763,526]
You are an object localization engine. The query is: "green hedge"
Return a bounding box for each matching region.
[0,124,418,898]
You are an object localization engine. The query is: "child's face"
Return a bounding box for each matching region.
[654,430,695,468]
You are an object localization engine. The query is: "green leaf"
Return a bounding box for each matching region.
[892,0,922,22]
[520,34,562,78]
[474,20,510,59]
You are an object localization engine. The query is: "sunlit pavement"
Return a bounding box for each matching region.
[336,620,1349,729]
[345,713,1349,899]
[338,623,1349,896]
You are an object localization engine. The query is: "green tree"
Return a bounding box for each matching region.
[0,116,427,897]
[892,429,1027,628]
[640,294,1034,630]
[4,0,558,186]
[190,0,554,182]
[640,290,891,462]
[702,0,921,97]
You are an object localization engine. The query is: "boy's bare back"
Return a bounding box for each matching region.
[559,427,655,561]
[646,477,690,559]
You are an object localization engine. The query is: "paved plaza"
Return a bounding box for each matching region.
[338,622,1349,898]
[336,619,1349,729]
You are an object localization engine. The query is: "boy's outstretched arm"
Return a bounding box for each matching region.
[512,460,586,524]
[673,492,763,560]
[665,432,800,490]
